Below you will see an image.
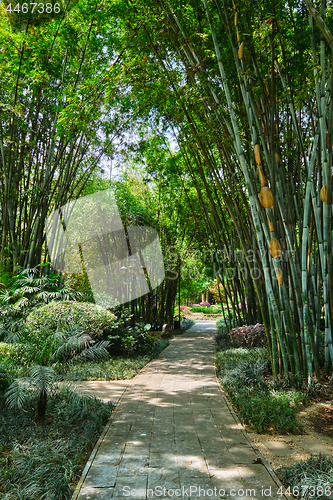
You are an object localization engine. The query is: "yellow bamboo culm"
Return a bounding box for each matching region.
[264,83,269,95]
[254,143,261,165]
[276,268,283,285]
[259,166,267,187]
[236,27,240,42]
[232,0,236,9]
[275,152,281,163]
[269,238,282,259]
[238,42,244,59]
[260,186,274,208]
[267,213,274,232]
[234,12,238,26]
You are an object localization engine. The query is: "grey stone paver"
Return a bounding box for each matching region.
[72,321,286,500]
[263,441,297,457]
[294,439,332,455]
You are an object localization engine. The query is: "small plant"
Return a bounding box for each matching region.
[0,265,81,312]
[221,358,270,393]
[232,391,304,434]
[4,322,110,424]
[106,321,158,356]
[175,305,191,317]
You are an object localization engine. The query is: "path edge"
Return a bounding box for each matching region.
[71,339,174,499]
[213,341,289,499]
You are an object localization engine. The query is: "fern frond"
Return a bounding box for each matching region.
[50,331,91,362]
[72,341,110,364]
[28,365,56,395]
[5,379,30,409]
[13,297,29,309]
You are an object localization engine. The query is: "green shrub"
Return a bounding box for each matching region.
[106,321,158,356]
[278,455,333,499]
[190,305,222,313]
[230,391,304,434]
[220,358,270,393]
[26,300,116,338]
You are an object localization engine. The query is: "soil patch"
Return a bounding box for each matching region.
[308,404,333,438]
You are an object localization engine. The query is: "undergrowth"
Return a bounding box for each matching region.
[0,386,113,499]
[216,341,307,434]
[278,455,333,499]
[57,339,169,380]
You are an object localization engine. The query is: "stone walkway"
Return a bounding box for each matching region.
[72,322,286,500]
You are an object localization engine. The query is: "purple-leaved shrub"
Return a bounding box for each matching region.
[226,323,267,348]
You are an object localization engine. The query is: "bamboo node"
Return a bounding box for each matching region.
[254,143,261,165]
[276,268,283,285]
[267,213,274,232]
[238,42,244,59]
[269,238,282,259]
[260,186,274,208]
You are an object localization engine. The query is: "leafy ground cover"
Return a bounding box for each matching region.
[215,335,308,434]
[0,385,113,499]
[278,456,333,500]
[216,322,333,499]
[55,340,169,381]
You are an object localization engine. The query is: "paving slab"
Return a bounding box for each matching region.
[294,439,332,455]
[263,441,297,457]
[72,321,287,500]
[77,380,131,403]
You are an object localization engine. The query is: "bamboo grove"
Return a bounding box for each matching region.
[2,0,333,383]
[115,0,333,383]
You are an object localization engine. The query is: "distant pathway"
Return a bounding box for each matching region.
[72,321,285,500]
